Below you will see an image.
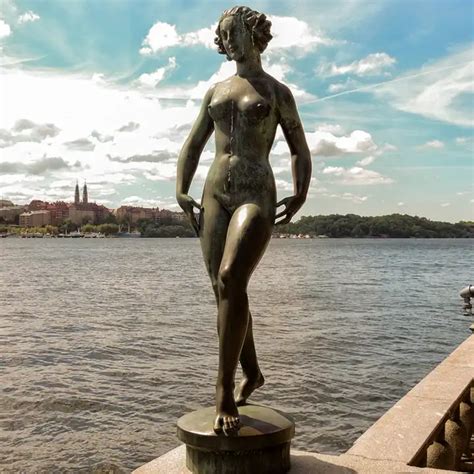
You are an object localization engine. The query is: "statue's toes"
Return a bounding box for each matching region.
[213,415,223,434]
[223,416,240,436]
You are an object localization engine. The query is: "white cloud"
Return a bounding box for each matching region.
[0,173,44,185]
[0,66,203,205]
[441,202,450,207]
[267,16,336,53]
[379,143,397,153]
[182,25,216,49]
[91,73,106,84]
[273,128,377,157]
[320,53,396,77]
[328,192,368,203]
[117,121,140,132]
[0,19,11,38]
[316,123,345,134]
[455,136,473,145]
[310,130,376,156]
[0,119,61,147]
[356,155,376,166]
[139,21,216,55]
[140,21,181,54]
[322,166,394,185]
[91,130,113,143]
[328,78,361,93]
[419,139,444,149]
[18,10,40,24]
[275,178,294,192]
[398,202,404,206]
[140,15,335,56]
[137,57,176,87]
[373,45,474,127]
[120,195,179,210]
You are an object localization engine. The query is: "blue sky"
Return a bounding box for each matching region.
[0,0,473,222]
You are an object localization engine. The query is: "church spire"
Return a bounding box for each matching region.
[74,181,80,205]
[82,181,88,204]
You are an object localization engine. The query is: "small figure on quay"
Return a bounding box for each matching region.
[176,5,312,437]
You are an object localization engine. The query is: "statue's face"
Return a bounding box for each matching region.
[219,15,253,62]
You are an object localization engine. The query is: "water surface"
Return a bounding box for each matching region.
[0,238,471,472]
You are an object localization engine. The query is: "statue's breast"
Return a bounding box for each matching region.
[208,94,271,126]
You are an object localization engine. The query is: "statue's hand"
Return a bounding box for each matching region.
[177,193,201,236]
[275,195,305,225]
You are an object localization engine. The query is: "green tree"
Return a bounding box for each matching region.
[82,223,96,234]
[98,223,119,236]
[60,219,77,233]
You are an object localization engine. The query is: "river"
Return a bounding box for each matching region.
[0,238,471,472]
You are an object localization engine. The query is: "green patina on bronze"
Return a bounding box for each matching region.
[176,5,312,437]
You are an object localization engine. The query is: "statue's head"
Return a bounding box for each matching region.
[214,6,272,61]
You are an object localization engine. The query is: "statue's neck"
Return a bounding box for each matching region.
[235,54,263,78]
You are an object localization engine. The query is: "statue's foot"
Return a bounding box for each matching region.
[214,386,240,436]
[235,371,265,406]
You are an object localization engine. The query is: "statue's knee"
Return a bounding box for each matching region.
[217,266,240,295]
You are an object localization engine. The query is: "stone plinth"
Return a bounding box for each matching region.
[176,404,295,474]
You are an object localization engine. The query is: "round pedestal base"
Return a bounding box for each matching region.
[177,404,295,474]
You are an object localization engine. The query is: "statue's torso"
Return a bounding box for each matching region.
[204,75,279,212]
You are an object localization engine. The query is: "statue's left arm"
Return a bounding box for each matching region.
[274,83,312,225]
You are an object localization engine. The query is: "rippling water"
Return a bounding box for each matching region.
[0,238,471,472]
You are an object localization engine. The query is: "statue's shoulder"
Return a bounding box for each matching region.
[212,75,234,89]
[268,76,294,104]
[203,82,219,103]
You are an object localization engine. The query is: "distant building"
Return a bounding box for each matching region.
[156,208,186,223]
[46,201,69,225]
[74,182,80,205]
[0,206,25,223]
[19,210,51,227]
[68,182,110,225]
[28,200,48,211]
[114,205,186,224]
[115,206,155,224]
[17,184,184,228]
[68,208,95,225]
[82,182,88,204]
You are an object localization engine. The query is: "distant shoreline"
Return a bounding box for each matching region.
[2,213,473,239]
[1,234,473,240]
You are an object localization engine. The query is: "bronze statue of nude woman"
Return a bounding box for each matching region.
[176,6,312,436]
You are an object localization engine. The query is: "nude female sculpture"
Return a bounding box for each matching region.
[176,6,312,436]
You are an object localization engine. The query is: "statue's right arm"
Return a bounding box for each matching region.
[176,85,215,234]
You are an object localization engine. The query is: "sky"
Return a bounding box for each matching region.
[0,0,473,222]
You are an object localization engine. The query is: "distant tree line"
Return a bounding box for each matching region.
[276,214,474,238]
[136,216,195,237]
[3,214,472,238]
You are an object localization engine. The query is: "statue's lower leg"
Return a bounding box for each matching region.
[236,311,265,406]
[214,281,249,435]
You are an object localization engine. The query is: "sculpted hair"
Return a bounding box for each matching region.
[214,6,273,58]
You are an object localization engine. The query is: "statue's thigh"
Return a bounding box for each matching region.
[219,203,273,283]
[199,196,230,281]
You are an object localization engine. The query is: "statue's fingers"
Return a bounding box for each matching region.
[275,209,287,219]
[190,198,201,210]
[276,197,290,208]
